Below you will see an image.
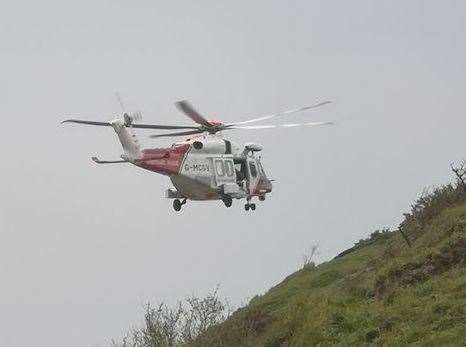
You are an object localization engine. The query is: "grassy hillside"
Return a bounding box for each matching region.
[190,197,466,346]
[115,165,466,347]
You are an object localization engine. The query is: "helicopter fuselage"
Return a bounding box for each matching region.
[134,135,272,202]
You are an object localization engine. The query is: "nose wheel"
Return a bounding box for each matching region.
[173,198,187,211]
[244,203,256,211]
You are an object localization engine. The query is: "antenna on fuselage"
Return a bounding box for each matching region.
[115,92,127,114]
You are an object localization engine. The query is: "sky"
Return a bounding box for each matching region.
[1,1,465,346]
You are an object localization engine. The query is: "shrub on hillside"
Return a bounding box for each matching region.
[302,244,319,271]
[400,160,466,240]
[113,288,230,347]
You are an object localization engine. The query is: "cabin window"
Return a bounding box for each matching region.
[215,160,225,176]
[224,161,234,176]
[249,162,258,178]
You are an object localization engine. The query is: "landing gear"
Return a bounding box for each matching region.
[173,199,182,211]
[173,198,187,211]
[244,196,256,212]
[244,203,256,211]
[222,196,233,208]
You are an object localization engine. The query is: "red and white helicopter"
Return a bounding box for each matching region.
[62,99,332,211]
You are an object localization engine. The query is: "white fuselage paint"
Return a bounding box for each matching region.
[110,119,142,161]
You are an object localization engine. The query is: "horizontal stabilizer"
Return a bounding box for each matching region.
[165,188,184,199]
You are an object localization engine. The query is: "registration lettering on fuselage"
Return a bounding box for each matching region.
[184,163,210,173]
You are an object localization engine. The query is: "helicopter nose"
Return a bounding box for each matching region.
[266,179,273,192]
[259,177,273,193]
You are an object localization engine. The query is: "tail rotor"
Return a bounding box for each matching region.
[115,92,143,126]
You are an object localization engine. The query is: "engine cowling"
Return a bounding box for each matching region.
[244,143,263,152]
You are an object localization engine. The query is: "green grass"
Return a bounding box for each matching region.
[190,202,466,347]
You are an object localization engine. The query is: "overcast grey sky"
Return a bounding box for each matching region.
[1,1,465,346]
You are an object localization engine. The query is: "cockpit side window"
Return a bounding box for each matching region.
[249,162,258,178]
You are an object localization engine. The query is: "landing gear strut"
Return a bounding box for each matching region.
[173,198,187,211]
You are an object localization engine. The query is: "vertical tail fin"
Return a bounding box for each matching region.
[110,119,142,161]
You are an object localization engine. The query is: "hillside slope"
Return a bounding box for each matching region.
[191,201,466,346]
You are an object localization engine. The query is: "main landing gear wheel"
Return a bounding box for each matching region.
[223,197,233,208]
[173,198,187,211]
[173,199,182,211]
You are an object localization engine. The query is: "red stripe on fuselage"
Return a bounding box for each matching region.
[137,144,190,175]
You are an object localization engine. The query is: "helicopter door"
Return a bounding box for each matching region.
[213,158,236,186]
[246,159,260,194]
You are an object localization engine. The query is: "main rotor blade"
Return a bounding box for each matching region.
[226,101,331,126]
[62,119,112,126]
[175,100,211,127]
[227,121,334,130]
[149,129,204,138]
[131,123,199,130]
[62,119,198,130]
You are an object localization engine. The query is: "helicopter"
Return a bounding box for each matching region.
[62,99,332,211]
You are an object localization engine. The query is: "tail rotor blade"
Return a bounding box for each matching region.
[131,111,143,122]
